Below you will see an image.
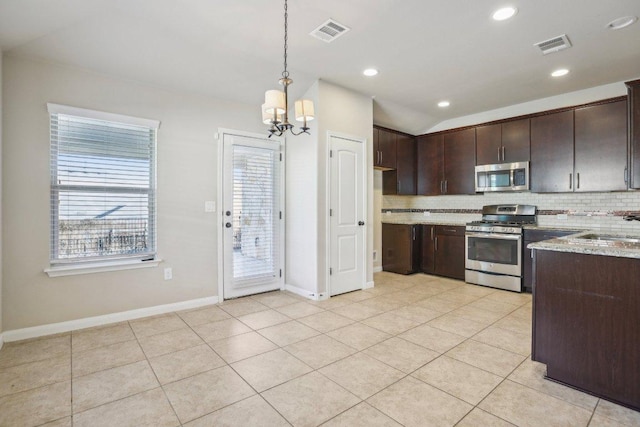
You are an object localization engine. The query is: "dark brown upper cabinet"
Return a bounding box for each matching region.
[417,129,475,195]
[626,79,640,189]
[476,118,530,165]
[373,127,397,170]
[383,133,417,195]
[531,99,627,193]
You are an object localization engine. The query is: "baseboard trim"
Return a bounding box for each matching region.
[364,281,375,289]
[373,266,383,273]
[2,296,219,343]
[284,284,324,301]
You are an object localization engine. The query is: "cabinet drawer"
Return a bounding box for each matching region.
[436,225,465,236]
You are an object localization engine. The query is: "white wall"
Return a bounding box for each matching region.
[2,55,264,331]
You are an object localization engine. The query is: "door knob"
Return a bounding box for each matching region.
[225,222,232,228]
[225,211,231,216]
[358,221,365,226]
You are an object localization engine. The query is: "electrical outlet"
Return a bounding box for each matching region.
[164,268,173,280]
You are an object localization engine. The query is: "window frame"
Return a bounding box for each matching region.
[46,103,160,274]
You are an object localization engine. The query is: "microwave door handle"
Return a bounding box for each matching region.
[466,232,522,240]
[510,169,515,187]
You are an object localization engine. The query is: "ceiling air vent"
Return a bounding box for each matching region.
[534,34,572,55]
[310,19,350,43]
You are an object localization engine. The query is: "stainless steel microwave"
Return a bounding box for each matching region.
[475,161,529,192]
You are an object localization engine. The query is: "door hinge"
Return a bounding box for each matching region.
[329,150,333,158]
[279,269,282,277]
[330,268,333,275]
[329,209,333,216]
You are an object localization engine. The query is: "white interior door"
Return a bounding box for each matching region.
[222,133,283,299]
[329,134,366,296]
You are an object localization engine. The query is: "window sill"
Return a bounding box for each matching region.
[45,258,162,278]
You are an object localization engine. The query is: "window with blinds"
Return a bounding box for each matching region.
[48,104,159,264]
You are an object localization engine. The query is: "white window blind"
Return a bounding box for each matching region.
[48,104,158,264]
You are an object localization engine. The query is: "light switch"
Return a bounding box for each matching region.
[205,201,216,213]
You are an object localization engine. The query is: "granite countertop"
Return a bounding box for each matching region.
[528,230,640,259]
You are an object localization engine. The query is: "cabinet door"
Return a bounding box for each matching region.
[530,110,574,192]
[523,229,575,292]
[502,118,530,162]
[382,223,417,274]
[372,127,380,166]
[574,100,628,192]
[377,129,397,170]
[420,225,436,273]
[383,134,416,195]
[628,80,640,189]
[443,128,476,195]
[417,134,444,195]
[434,226,465,280]
[476,124,502,165]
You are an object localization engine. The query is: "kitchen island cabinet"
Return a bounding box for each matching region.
[522,228,577,293]
[476,118,530,165]
[532,249,640,411]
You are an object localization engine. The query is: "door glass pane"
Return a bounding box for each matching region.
[468,237,518,265]
[231,144,279,284]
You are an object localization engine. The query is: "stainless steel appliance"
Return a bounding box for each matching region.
[465,204,536,292]
[475,161,529,192]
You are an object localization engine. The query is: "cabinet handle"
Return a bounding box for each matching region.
[444,180,448,194]
[502,146,505,161]
[430,226,434,240]
[412,227,416,241]
[440,180,444,194]
[577,172,580,189]
[498,147,501,162]
[569,173,572,189]
[435,236,438,251]
[624,167,628,184]
[380,151,383,165]
[397,181,401,194]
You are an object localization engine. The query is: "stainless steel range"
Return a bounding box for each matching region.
[465,204,536,292]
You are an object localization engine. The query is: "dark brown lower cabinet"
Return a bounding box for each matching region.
[420,225,436,274]
[433,225,465,280]
[522,229,576,293]
[532,250,640,411]
[382,223,420,274]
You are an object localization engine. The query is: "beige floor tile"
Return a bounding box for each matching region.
[72,340,145,377]
[451,305,506,325]
[415,295,467,313]
[310,296,354,310]
[364,337,439,374]
[473,326,531,356]
[362,312,423,335]
[163,366,255,424]
[297,311,355,333]
[468,298,520,316]
[192,318,252,342]
[236,309,291,330]
[129,313,187,338]
[219,299,269,317]
[367,376,472,427]
[437,290,483,305]
[418,278,462,292]
[478,380,592,427]
[138,327,204,358]
[73,388,179,427]
[427,312,488,338]
[485,291,532,306]
[275,301,325,319]
[0,335,70,369]
[413,356,502,405]
[176,306,231,327]
[149,344,225,385]
[0,381,71,427]
[331,302,386,321]
[184,395,289,427]
[445,339,525,377]
[384,291,429,305]
[251,291,301,308]
[589,414,628,427]
[359,296,405,312]
[231,348,312,392]
[454,284,498,297]
[327,323,391,351]
[320,353,404,399]
[406,284,445,297]
[0,355,70,398]
[72,323,135,353]
[338,290,375,302]
[41,417,72,427]
[508,359,599,411]
[389,304,441,323]
[209,331,278,363]
[262,371,360,427]
[457,408,515,427]
[284,334,356,369]
[72,360,159,412]
[362,286,399,297]
[510,305,533,320]
[257,320,320,347]
[493,314,532,335]
[322,402,402,426]
[398,323,466,353]
[594,399,640,426]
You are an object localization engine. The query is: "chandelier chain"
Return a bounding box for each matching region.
[282,0,289,79]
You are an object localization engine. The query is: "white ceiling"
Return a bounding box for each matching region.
[1,0,639,134]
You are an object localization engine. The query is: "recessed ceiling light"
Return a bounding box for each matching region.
[438,101,450,108]
[607,16,638,30]
[363,68,378,77]
[492,7,518,21]
[551,68,570,77]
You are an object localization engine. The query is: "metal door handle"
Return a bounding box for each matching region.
[576,172,580,189]
[435,236,438,251]
[498,147,501,162]
[225,222,232,228]
[358,221,365,226]
[430,226,434,240]
[624,167,628,184]
[444,180,448,194]
[502,146,505,161]
[569,173,572,189]
[412,227,416,240]
[397,181,400,194]
[380,151,383,165]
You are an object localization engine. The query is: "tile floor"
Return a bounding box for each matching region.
[1,272,639,426]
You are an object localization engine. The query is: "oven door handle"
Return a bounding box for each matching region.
[465,232,522,240]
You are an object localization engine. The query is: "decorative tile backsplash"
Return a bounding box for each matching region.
[382,191,640,231]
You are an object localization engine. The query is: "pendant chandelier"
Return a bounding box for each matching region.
[262,0,314,137]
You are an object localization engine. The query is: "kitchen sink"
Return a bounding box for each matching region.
[573,233,640,244]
